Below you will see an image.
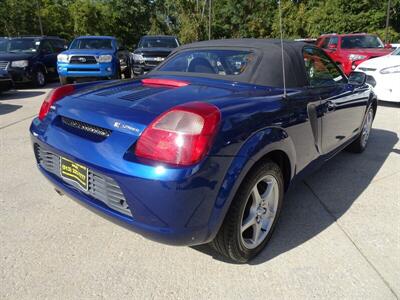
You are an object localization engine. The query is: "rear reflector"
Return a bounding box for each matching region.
[39,85,75,121]
[135,102,220,166]
[141,78,190,88]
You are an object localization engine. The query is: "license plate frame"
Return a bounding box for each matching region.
[60,157,88,191]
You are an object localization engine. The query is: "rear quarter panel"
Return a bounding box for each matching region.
[203,90,322,240]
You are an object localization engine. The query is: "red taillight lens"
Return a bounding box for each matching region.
[135,102,221,166]
[38,85,75,121]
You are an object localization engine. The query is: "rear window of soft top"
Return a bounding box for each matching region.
[159,49,254,76]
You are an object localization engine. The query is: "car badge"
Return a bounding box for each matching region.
[113,121,140,133]
[78,57,87,63]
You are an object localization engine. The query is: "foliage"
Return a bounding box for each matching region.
[0,0,399,48]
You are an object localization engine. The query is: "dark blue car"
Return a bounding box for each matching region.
[0,36,66,87]
[30,39,376,262]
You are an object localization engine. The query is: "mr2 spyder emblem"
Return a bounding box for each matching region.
[113,121,140,133]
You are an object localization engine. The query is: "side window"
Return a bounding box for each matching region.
[303,47,346,87]
[320,37,330,49]
[50,39,66,53]
[329,36,338,47]
[40,40,54,54]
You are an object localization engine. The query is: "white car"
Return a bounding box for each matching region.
[356,48,400,103]
[391,43,400,50]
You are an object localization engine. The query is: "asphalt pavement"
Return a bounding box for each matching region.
[0,84,399,299]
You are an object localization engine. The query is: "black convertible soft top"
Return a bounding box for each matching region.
[152,38,311,88]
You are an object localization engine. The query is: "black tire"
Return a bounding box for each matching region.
[210,160,284,263]
[346,106,375,153]
[112,69,121,80]
[33,69,46,87]
[123,65,132,79]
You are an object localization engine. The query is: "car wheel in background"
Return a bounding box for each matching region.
[347,106,375,153]
[33,69,46,87]
[111,69,121,80]
[211,160,284,263]
[124,65,132,79]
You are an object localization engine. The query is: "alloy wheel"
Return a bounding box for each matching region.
[240,175,279,249]
[361,108,373,147]
[37,71,45,86]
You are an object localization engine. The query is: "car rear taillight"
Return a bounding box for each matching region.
[38,85,75,121]
[135,102,221,166]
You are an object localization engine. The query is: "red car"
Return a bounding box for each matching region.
[316,33,393,75]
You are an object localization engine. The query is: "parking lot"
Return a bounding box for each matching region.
[0,85,399,299]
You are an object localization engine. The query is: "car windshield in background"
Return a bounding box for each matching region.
[70,39,113,50]
[392,48,400,55]
[0,40,7,52]
[0,39,39,52]
[139,37,178,48]
[159,50,254,75]
[341,35,384,49]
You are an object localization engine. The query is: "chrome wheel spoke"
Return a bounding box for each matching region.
[261,179,275,204]
[251,186,262,205]
[252,221,262,244]
[266,205,276,219]
[241,213,256,233]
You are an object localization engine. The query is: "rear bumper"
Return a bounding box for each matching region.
[58,62,116,78]
[38,164,210,245]
[30,118,233,246]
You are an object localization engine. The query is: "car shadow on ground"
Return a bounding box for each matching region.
[0,90,45,100]
[15,81,60,90]
[192,128,398,264]
[0,103,22,115]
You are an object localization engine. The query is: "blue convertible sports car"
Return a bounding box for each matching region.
[30,39,376,262]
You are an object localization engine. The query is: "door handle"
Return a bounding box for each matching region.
[327,101,336,111]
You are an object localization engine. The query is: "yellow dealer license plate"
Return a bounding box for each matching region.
[60,157,88,191]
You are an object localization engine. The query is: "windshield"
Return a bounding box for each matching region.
[139,37,178,48]
[341,35,384,49]
[159,49,254,75]
[392,48,400,55]
[0,40,7,52]
[0,39,39,53]
[70,38,113,50]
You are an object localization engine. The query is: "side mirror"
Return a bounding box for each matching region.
[348,71,367,86]
[384,43,393,49]
[328,43,337,50]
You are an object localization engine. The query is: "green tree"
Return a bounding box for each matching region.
[0,0,399,44]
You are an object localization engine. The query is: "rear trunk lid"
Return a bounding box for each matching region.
[54,76,261,137]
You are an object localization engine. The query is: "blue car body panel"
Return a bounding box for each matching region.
[31,42,374,246]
